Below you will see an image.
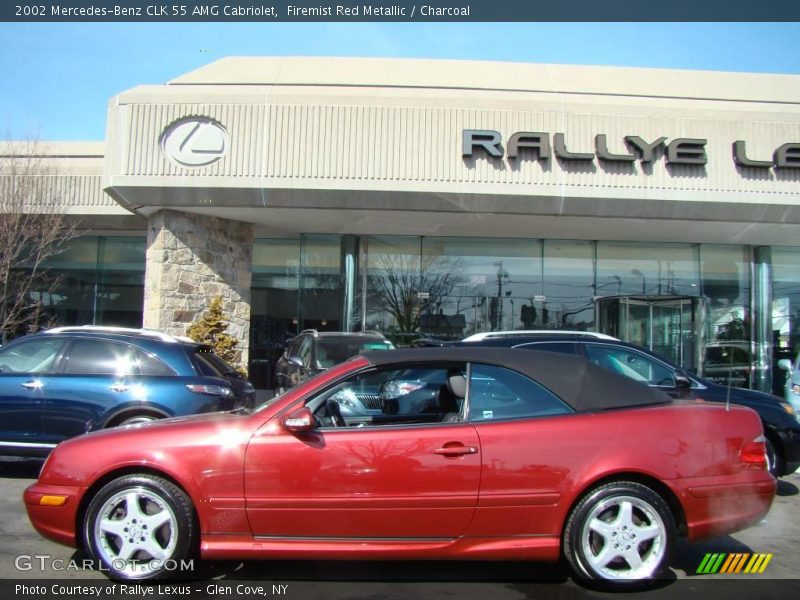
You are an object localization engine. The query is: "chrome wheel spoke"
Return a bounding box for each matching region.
[116,539,138,561]
[588,517,615,540]
[99,517,127,538]
[624,547,644,570]
[140,536,170,561]
[616,500,634,529]
[591,543,622,569]
[635,523,661,543]
[124,492,146,521]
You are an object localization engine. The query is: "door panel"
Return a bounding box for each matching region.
[244,422,481,539]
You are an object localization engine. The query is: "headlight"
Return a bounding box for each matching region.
[330,389,358,409]
[779,401,800,424]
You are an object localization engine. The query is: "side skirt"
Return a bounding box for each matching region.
[201,534,561,561]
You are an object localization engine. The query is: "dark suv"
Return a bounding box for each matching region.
[460,334,800,478]
[0,326,255,456]
[275,330,394,394]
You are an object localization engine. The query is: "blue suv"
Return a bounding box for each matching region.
[0,326,255,457]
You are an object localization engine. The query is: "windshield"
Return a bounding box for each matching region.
[316,338,394,367]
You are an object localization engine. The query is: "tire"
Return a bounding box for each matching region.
[117,415,159,427]
[83,474,197,580]
[563,481,676,590]
[765,438,784,478]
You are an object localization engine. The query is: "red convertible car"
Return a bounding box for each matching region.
[25,348,775,588]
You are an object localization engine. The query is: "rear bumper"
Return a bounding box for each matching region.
[677,476,776,541]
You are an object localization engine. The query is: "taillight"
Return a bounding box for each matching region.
[186,384,233,397]
[739,435,768,471]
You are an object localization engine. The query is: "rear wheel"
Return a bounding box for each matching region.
[117,414,158,427]
[563,481,676,589]
[83,474,197,580]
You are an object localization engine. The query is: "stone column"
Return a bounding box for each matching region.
[143,210,253,369]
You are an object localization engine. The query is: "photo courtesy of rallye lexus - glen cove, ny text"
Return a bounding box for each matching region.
[3,56,800,590]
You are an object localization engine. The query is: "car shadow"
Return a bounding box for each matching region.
[776,478,798,496]
[0,457,43,479]
[671,536,754,577]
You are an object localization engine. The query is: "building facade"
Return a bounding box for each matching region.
[6,57,800,392]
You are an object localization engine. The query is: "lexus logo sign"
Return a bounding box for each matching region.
[160,117,229,167]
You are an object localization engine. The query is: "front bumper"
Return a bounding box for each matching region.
[24,482,84,548]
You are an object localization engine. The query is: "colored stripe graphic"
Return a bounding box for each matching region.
[697,553,773,574]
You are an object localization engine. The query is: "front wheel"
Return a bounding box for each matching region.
[83,474,197,580]
[563,481,676,589]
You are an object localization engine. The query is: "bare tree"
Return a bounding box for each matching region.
[367,253,465,335]
[0,137,79,343]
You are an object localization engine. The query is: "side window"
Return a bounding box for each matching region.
[307,364,467,428]
[63,340,136,376]
[516,342,578,355]
[0,339,66,374]
[468,364,572,421]
[297,337,313,368]
[584,344,676,387]
[133,349,175,376]
[287,337,304,358]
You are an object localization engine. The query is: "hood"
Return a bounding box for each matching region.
[73,410,246,444]
[703,380,785,407]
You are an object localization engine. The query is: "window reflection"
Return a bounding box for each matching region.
[699,245,752,386]
[543,241,594,330]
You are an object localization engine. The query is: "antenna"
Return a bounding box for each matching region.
[725,347,734,411]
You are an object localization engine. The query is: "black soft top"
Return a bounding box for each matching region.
[361,347,671,413]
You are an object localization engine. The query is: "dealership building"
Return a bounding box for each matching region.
[7,56,800,392]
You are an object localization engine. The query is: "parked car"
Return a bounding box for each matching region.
[0,326,255,456]
[274,329,393,393]
[25,347,775,588]
[778,353,800,413]
[700,341,752,387]
[459,335,800,478]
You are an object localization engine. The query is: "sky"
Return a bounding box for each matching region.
[1,21,800,141]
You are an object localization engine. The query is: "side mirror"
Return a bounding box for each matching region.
[287,355,304,368]
[282,406,316,433]
[674,374,692,398]
[778,359,793,373]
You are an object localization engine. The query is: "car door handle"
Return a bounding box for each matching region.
[21,380,44,390]
[109,383,129,393]
[434,444,478,456]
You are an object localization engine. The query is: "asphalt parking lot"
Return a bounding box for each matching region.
[1,459,798,600]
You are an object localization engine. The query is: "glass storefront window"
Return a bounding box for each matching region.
[25,236,145,330]
[96,237,145,328]
[420,237,543,338]
[299,235,342,331]
[772,246,800,395]
[543,240,594,330]
[699,244,752,386]
[250,239,301,389]
[596,241,700,297]
[360,236,422,344]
